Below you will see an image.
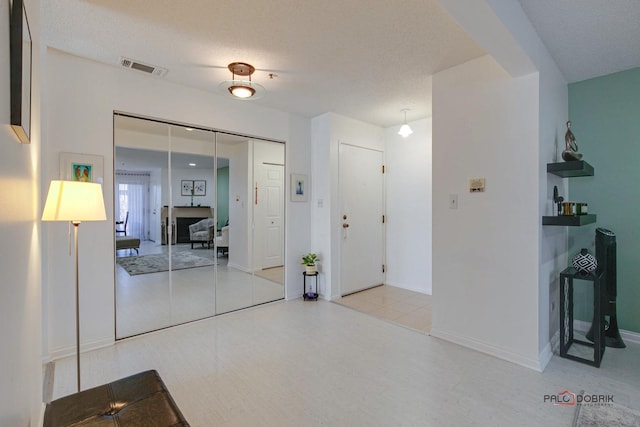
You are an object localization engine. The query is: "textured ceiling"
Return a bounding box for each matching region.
[518,0,640,83]
[42,1,639,127]
[42,0,486,127]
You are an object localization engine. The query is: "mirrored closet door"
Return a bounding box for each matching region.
[114,114,285,339]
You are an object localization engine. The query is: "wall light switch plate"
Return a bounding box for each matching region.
[449,194,458,209]
[469,178,485,193]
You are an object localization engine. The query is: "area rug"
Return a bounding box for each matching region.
[116,251,215,276]
[573,399,640,427]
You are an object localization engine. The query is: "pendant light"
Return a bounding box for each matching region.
[398,109,413,138]
[218,62,265,100]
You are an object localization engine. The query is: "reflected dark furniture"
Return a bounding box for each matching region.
[115,236,140,255]
[115,212,128,236]
[43,370,189,426]
[176,217,207,244]
[559,267,605,367]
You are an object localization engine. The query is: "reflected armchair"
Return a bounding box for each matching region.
[189,218,215,249]
[216,226,229,256]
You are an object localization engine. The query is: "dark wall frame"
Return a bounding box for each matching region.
[10,0,32,144]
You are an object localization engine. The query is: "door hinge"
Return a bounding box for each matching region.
[382,165,385,174]
[382,215,385,223]
[382,264,386,273]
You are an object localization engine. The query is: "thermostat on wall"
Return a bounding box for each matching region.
[469,178,485,193]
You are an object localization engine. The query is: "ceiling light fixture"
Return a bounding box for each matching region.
[398,109,413,138]
[189,163,196,167]
[218,62,265,100]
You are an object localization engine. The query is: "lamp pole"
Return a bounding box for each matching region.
[73,220,81,392]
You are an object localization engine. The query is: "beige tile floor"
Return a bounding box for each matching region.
[335,285,432,333]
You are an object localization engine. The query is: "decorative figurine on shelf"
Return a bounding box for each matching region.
[572,248,597,275]
[553,185,564,216]
[562,121,583,161]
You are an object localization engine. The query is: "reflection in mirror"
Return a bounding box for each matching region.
[114,117,172,338]
[252,140,286,306]
[167,124,217,326]
[114,114,285,338]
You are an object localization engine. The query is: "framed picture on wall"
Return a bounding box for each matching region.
[291,174,308,202]
[193,180,206,196]
[59,152,104,185]
[181,180,194,196]
[10,0,32,144]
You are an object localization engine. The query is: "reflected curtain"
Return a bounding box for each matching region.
[115,171,150,241]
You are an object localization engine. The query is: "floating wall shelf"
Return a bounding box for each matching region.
[542,214,596,226]
[547,160,594,177]
[544,160,596,227]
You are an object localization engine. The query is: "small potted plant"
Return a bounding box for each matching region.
[301,253,319,274]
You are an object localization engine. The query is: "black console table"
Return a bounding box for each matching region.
[559,267,605,367]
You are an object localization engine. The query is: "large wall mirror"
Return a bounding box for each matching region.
[114,113,285,338]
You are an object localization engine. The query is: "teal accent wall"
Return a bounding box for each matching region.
[568,67,640,333]
[216,167,229,229]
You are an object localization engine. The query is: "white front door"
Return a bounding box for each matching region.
[258,163,284,269]
[340,144,384,295]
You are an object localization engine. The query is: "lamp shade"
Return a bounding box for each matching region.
[398,123,413,138]
[42,180,107,222]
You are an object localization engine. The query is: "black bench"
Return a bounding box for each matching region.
[44,370,189,426]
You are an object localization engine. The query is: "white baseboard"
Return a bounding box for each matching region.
[430,328,545,372]
[538,340,554,371]
[573,320,640,344]
[48,336,114,361]
[550,329,560,354]
[227,262,251,273]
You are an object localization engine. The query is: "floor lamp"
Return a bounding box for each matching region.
[42,180,106,392]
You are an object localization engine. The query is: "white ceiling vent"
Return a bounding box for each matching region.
[119,57,168,77]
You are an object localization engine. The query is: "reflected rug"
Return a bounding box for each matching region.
[116,251,215,276]
[573,398,640,427]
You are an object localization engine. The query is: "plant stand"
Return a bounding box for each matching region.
[303,271,318,301]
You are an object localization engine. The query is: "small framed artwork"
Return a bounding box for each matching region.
[181,180,194,196]
[291,174,309,202]
[59,152,104,184]
[193,180,206,196]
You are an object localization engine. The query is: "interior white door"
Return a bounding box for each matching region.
[259,163,284,269]
[340,144,384,295]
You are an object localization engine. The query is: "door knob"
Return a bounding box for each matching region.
[343,223,349,228]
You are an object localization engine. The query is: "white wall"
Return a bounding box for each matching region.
[435,0,569,371]
[432,55,542,370]
[44,49,311,359]
[0,0,43,424]
[385,118,433,294]
[284,114,312,298]
[310,113,385,299]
